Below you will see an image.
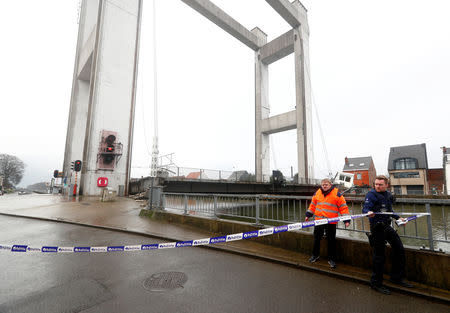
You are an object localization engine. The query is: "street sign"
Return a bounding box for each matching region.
[97,177,108,187]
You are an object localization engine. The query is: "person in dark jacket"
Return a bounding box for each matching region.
[362,175,413,295]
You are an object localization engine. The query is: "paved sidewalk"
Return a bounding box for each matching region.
[0,193,448,303]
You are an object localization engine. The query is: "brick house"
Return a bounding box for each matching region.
[427,168,444,195]
[186,171,209,180]
[343,156,376,187]
[388,143,428,195]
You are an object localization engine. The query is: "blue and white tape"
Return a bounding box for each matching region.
[0,212,429,254]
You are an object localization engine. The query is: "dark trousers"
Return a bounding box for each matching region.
[312,224,337,261]
[370,223,406,286]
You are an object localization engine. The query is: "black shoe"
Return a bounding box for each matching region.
[328,260,336,269]
[370,284,391,295]
[309,255,319,263]
[389,279,414,288]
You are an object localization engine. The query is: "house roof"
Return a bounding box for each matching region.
[343,156,373,171]
[388,143,428,170]
[227,170,248,181]
[186,171,209,179]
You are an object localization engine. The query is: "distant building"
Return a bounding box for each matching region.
[186,171,209,180]
[427,168,444,195]
[227,171,250,182]
[343,156,376,187]
[388,143,428,195]
[443,147,450,195]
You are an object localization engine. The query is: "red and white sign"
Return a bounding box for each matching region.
[97,177,108,187]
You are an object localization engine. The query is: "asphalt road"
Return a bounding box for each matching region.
[0,216,447,313]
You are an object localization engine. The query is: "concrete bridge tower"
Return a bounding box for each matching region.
[63,0,313,195]
[256,0,314,182]
[63,0,142,196]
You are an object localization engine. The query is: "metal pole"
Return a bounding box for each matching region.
[442,206,448,241]
[161,192,166,211]
[149,177,154,210]
[73,172,78,197]
[214,195,218,218]
[425,203,434,251]
[184,194,188,215]
[255,195,260,225]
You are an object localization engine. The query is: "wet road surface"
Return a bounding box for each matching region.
[0,215,448,313]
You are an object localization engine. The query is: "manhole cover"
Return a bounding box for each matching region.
[143,272,187,292]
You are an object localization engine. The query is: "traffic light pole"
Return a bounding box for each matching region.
[73,171,78,197]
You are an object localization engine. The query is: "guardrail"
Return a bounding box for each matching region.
[161,193,449,252]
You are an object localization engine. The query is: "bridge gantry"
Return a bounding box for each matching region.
[63,0,313,196]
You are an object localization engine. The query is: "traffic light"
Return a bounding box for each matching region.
[74,160,82,172]
[70,161,74,170]
[104,135,116,164]
[53,170,59,178]
[97,130,122,170]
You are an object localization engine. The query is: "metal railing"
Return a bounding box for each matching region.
[161,192,450,252]
[157,165,322,185]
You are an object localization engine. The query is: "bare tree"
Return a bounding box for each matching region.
[0,154,25,188]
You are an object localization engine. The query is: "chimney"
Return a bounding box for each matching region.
[345,157,349,165]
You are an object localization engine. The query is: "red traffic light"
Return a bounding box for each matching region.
[74,160,82,172]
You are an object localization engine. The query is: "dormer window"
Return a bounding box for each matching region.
[394,158,418,170]
[359,163,365,166]
[349,163,354,167]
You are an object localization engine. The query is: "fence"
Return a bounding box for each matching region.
[157,166,321,185]
[160,192,450,252]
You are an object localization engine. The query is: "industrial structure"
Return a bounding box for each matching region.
[63,0,313,196]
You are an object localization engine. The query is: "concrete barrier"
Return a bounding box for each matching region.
[140,209,449,290]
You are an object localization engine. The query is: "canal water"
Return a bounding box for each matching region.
[343,202,449,252]
[164,195,449,252]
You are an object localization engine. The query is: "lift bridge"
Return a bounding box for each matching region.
[63,0,314,197]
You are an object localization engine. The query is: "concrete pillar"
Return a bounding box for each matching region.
[253,28,270,182]
[63,0,142,196]
[293,1,313,182]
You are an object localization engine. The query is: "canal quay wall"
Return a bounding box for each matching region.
[141,209,449,290]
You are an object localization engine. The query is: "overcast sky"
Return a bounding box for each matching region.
[1,0,449,187]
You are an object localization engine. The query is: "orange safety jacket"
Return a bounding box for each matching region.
[307,187,350,224]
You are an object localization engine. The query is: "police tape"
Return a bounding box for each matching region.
[376,212,431,216]
[0,212,429,254]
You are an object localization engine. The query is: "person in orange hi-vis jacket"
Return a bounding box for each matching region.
[305,178,351,268]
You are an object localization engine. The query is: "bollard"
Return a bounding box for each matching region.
[425,203,434,251]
